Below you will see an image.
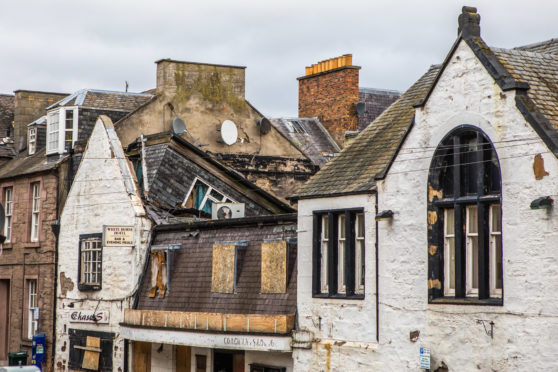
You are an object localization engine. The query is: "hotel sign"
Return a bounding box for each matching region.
[103,225,134,246]
[69,310,109,324]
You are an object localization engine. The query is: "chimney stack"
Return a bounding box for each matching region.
[458,6,481,38]
[298,54,360,147]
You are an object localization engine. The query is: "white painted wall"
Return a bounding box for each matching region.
[294,40,558,371]
[294,194,380,371]
[55,116,151,372]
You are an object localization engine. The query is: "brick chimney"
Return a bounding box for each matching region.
[298,54,360,147]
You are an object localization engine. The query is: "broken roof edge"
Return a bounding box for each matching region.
[153,213,297,233]
[155,58,246,70]
[127,131,296,214]
[271,117,341,153]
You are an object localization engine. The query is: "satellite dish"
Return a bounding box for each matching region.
[356,102,366,115]
[221,120,238,146]
[217,206,232,219]
[257,118,272,135]
[172,117,186,135]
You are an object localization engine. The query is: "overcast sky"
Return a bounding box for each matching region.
[0,1,556,117]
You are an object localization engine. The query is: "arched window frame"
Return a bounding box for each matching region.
[427,125,503,304]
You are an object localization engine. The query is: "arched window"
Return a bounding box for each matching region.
[427,126,502,303]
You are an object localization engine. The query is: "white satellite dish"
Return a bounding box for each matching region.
[221,120,238,146]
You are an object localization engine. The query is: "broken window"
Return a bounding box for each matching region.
[428,126,502,303]
[313,209,365,298]
[149,250,167,298]
[68,329,113,372]
[78,234,103,291]
[183,177,234,214]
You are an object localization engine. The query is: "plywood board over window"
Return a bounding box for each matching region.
[261,240,288,294]
[211,244,237,293]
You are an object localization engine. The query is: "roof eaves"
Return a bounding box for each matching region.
[515,92,558,157]
[288,188,376,201]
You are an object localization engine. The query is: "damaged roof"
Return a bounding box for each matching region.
[291,65,440,199]
[269,117,340,167]
[136,214,297,315]
[47,89,152,111]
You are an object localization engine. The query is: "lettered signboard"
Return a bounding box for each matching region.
[103,226,134,247]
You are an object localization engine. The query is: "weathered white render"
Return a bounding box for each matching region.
[55,116,151,371]
[294,39,558,371]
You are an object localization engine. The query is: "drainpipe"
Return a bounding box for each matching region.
[375,192,379,342]
[51,219,60,370]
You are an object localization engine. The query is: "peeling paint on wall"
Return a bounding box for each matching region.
[533,154,549,180]
[59,272,74,297]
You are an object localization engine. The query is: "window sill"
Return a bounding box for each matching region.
[78,284,102,291]
[24,243,40,249]
[1,243,13,250]
[20,340,33,347]
[313,293,365,300]
[429,297,503,306]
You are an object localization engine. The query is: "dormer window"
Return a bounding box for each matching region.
[46,108,77,154]
[28,128,36,155]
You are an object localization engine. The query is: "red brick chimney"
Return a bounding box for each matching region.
[298,54,360,147]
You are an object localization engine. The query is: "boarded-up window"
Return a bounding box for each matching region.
[68,328,113,372]
[261,240,288,294]
[211,243,237,293]
[149,251,167,298]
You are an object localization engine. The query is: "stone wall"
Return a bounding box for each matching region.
[298,67,360,147]
[13,91,67,153]
[0,172,59,370]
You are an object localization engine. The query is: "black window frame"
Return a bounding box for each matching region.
[78,233,103,291]
[312,207,365,299]
[427,125,503,305]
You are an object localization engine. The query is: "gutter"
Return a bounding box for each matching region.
[154,213,297,233]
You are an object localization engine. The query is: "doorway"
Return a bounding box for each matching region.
[0,280,9,361]
[213,350,244,372]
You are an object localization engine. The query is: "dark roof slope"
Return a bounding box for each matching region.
[292,65,440,199]
[269,118,340,167]
[0,94,15,159]
[0,149,64,179]
[358,88,401,131]
[515,39,558,55]
[48,89,152,111]
[136,215,297,315]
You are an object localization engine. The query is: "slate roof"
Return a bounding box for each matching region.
[0,149,65,179]
[269,117,340,167]
[292,65,441,199]
[136,215,297,315]
[358,87,401,131]
[47,89,152,111]
[515,38,558,55]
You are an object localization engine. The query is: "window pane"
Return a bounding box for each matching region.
[65,110,73,129]
[448,237,455,289]
[445,209,454,235]
[468,206,478,234]
[472,237,478,289]
[320,215,329,292]
[338,215,345,239]
[322,215,328,240]
[357,213,364,238]
[209,188,224,201]
[491,205,501,232]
